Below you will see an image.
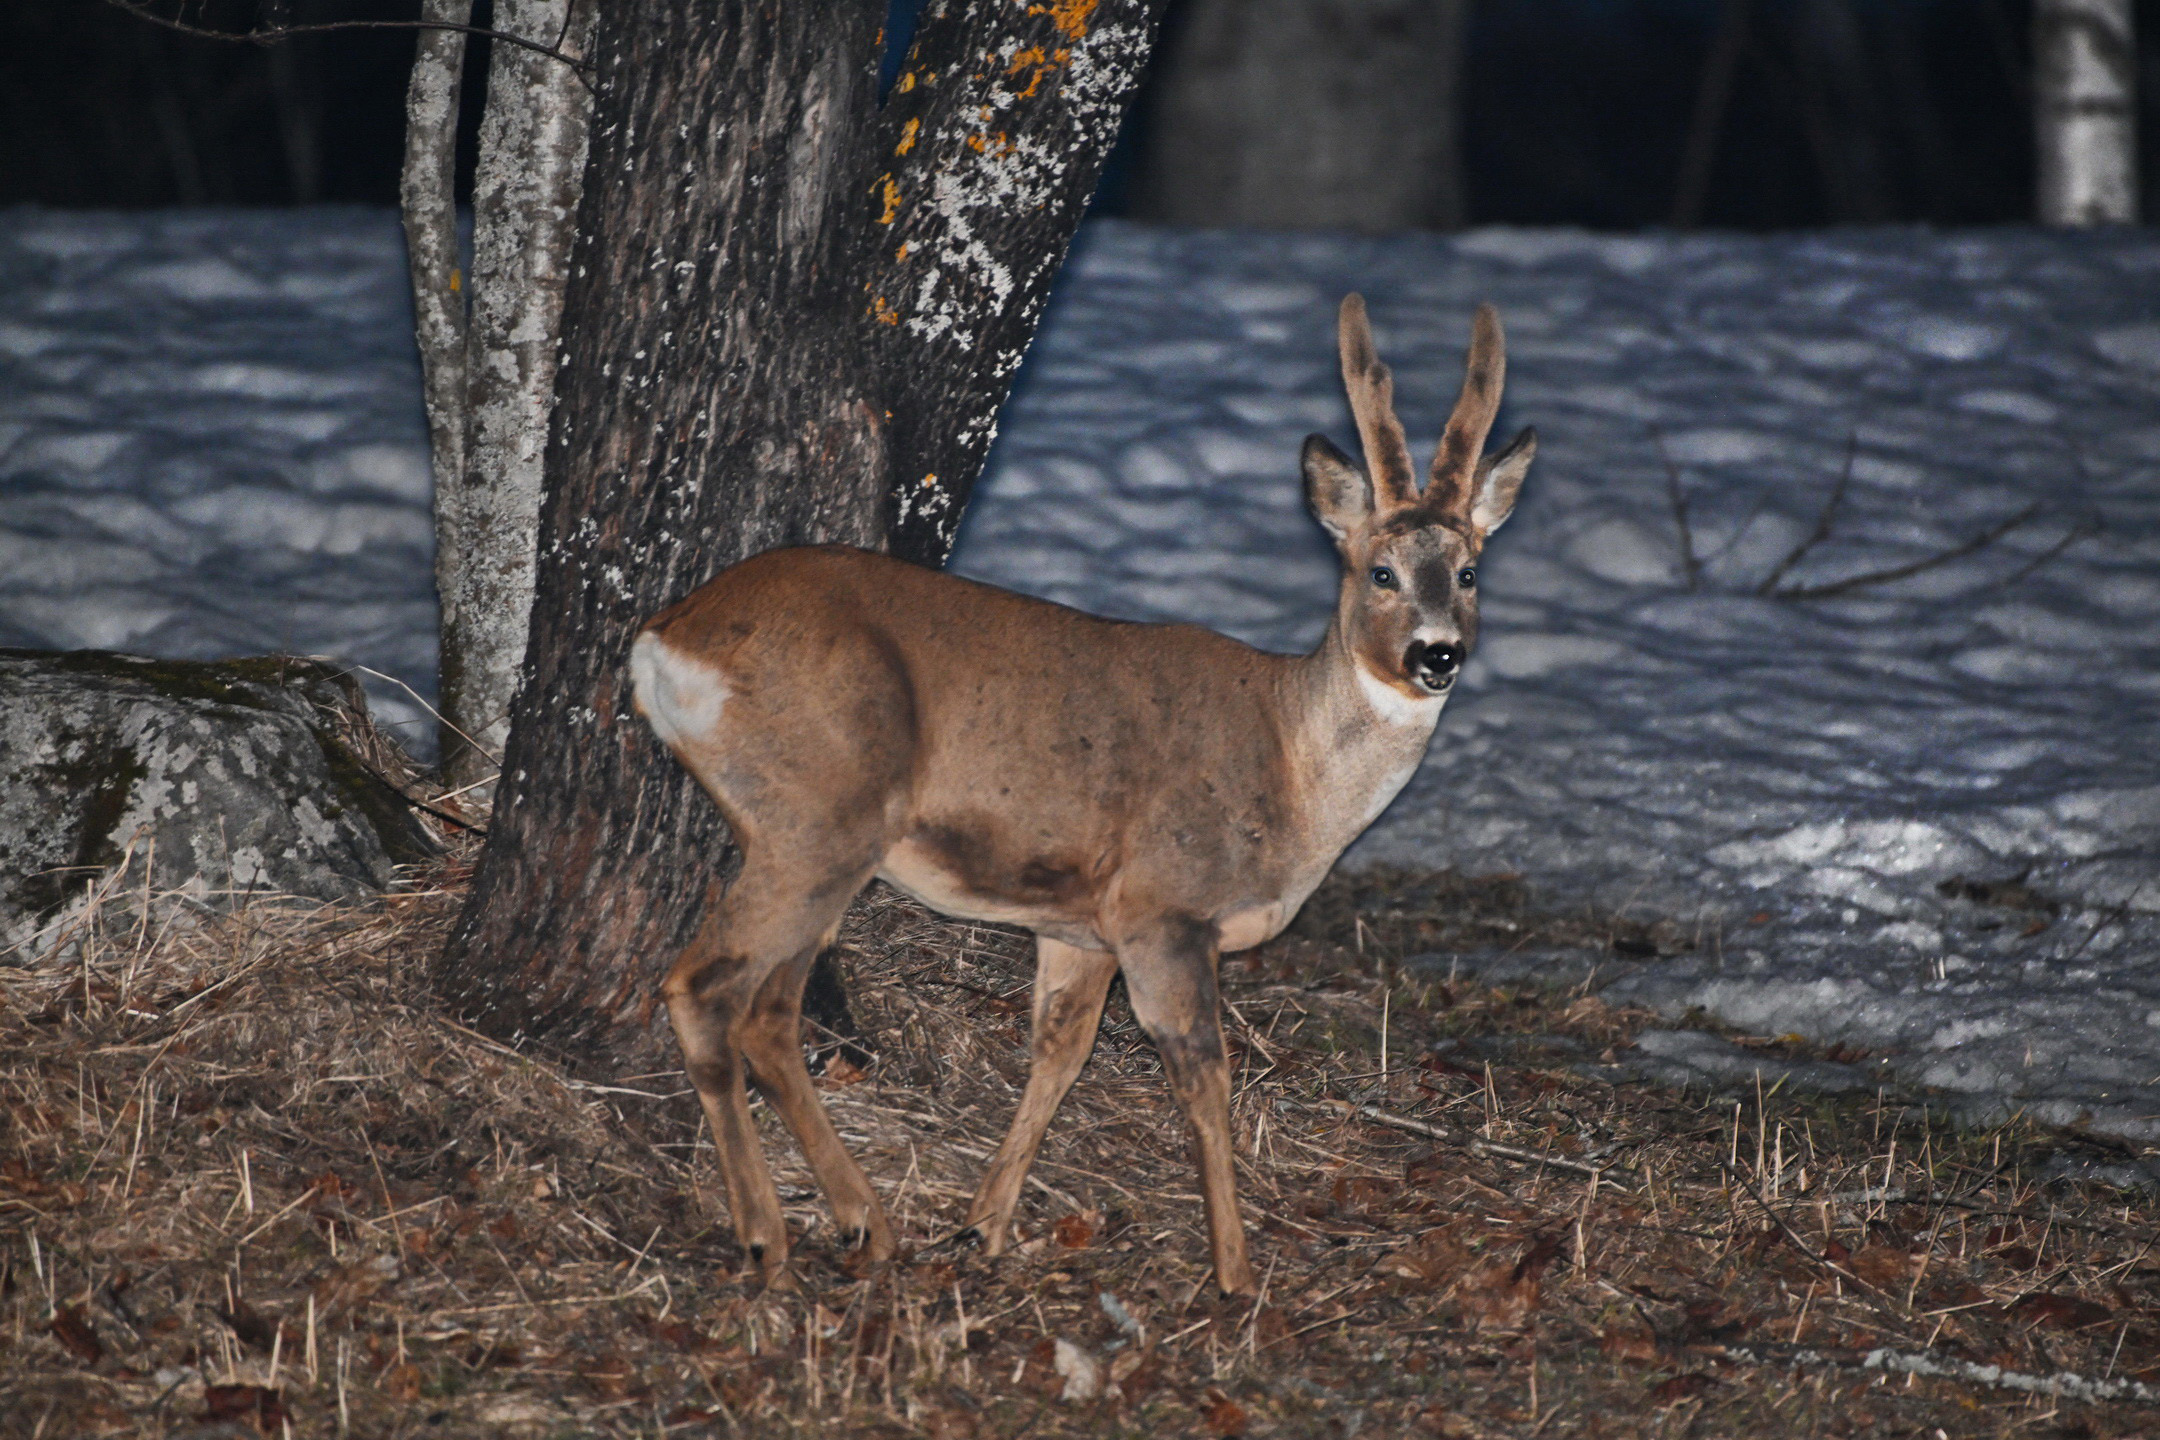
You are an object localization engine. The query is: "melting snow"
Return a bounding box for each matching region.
[1,208,2155,1140]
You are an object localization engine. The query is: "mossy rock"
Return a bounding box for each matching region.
[0,649,436,958]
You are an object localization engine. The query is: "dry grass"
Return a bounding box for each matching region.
[4,849,2159,1438]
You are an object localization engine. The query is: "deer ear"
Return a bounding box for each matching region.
[1302,433,1370,541]
[1470,426,1535,537]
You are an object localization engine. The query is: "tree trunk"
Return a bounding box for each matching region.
[400,0,473,761]
[1133,0,1470,232]
[1670,0,1749,228]
[2036,0,2139,224]
[433,0,1159,1065]
[436,0,598,789]
[1788,0,1894,223]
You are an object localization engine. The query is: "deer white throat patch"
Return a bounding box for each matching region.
[629,631,731,749]
[1355,661,1448,730]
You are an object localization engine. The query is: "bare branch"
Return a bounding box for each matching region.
[1772,501,2044,600]
[1996,515,2100,589]
[1652,429,1702,590]
[95,0,593,76]
[1338,1101,1633,1187]
[1755,430,1856,595]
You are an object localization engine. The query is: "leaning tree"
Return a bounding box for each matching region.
[427,0,1161,1065]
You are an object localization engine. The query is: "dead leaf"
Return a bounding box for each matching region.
[0,1157,48,1196]
[2010,1292,2115,1330]
[1107,1345,1156,1401]
[820,1055,867,1087]
[1599,1320,1660,1365]
[1332,1173,1392,1213]
[1461,1232,1566,1331]
[49,1305,103,1365]
[1416,1405,1476,1437]
[202,1383,287,1434]
[217,1297,285,1351]
[1052,1211,1100,1249]
[308,1170,362,1207]
[1201,1387,1249,1436]
[1053,1337,1101,1400]
[581,1350,637,1400]
[923,1405,980,1440]
[1651,1372,1716,1405]
[381,1361,424,1401]
[1382,1227,1472,1286]
[1846,1243,1919,1289]
[1251,1305,1297,1356]
[313,1252,401,1317]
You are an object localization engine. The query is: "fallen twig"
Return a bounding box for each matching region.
[1724,1163,1904,1316]
[1332,1101,1631,1187]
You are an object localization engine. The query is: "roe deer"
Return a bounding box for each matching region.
[630,295,1533,1295]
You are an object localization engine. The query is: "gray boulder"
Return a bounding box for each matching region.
[1,649,436,958]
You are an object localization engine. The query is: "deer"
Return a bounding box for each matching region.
[629,295,1533,1296]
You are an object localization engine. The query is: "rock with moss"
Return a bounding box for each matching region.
[0,650,436,959]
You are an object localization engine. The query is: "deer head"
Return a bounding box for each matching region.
[1304,295,1535,700]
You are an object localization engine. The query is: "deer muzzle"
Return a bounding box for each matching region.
[1405,638,1462,693]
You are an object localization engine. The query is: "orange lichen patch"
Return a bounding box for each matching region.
[896,117,920,155]
[877,175,902,224]
[1004,44,1063,100]
[894,243,910,262]
[1028,0,1097,41]
[921,472,937,487]
[869,296,901,326]
[895,70,917,93]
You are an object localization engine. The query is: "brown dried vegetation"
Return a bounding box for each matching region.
[3,847,2158,1437]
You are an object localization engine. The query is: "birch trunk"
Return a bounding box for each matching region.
[434,0,1160,1064]
[437,0,598,789]
[2036,0,2139,225]
[399,0,471,722]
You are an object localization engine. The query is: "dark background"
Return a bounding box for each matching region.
[7,0,2158,229]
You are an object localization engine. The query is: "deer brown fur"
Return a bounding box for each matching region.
[630,296,1534,1295]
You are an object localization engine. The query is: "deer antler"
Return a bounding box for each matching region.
[1337,294,1417,512]
[1427,303,1505,514]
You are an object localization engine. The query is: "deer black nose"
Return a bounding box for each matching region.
[1406,640,1461,691]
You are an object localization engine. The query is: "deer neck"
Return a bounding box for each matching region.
[1281,607,1449,855]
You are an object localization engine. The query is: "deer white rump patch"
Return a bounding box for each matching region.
[629,631,731,749]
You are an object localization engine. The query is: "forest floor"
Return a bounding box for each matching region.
[4,848,2159,1439]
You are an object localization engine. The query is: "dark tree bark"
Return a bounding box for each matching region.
[433,0,1159,1063]
[1132,0,1471,233]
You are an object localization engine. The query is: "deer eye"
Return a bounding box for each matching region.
[1370,565,1398,590]
[1457,566,1477,590]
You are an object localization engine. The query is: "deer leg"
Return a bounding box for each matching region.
[663,924,787,1284]
[963,937,1118,1253]
[661,853,868,1286]
[735,937,894,1265]
[1117,920,1256,1297]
